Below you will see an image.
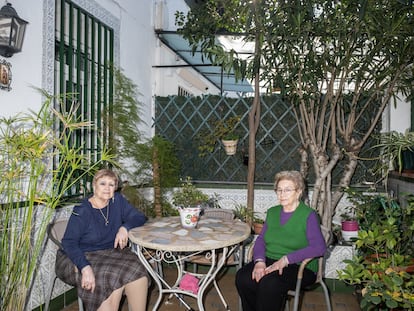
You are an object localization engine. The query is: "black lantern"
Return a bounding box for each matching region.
[0,2,28,57]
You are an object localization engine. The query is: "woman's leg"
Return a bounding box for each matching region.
[255,265,317,311]
[97,286,124,311]
[236,262,257,311]
[124,276,148,311]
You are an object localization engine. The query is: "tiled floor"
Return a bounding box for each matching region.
[63,266,361,311]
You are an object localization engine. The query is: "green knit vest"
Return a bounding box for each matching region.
[264,202,319,272]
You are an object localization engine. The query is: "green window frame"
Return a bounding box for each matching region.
[55,0,114,195]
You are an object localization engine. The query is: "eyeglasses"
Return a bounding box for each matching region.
[275,188,296,195]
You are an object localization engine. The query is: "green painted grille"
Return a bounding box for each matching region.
[55,0,114,195]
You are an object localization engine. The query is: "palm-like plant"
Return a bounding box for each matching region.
[0,92,115,311]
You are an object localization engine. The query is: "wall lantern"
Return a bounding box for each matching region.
[0,2,28,57]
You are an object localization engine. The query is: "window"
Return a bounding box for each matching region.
[55,0,114,195]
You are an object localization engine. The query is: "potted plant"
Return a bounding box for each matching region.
[337,193,414,310]
[198,116,241,156]
[0,96,115,311]
[233,204,265,234]
[340,216,359,243]
[372,130,414,176]
[172,177,209,228]
[340,192,360,242]
[233,204,254,223]
[252,216,265,235]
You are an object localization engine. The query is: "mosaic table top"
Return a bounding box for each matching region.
[129,216,251,252]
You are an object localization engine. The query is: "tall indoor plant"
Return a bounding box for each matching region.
[0,92,115,311]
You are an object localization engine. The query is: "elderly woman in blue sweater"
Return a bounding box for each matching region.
[56,169,148,311]
[236,170,327,311]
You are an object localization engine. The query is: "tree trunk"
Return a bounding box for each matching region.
[247,77,259,225]
[246,17,262,225]
[152,146,162,218]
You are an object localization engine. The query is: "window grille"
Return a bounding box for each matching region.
[55,0,114,195]
[178,86,192,97]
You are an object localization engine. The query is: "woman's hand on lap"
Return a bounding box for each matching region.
[252,262,266,282]
[114,226,128,249]
[81,265,96,292]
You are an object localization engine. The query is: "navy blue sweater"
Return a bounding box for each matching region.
[61,192,146,270]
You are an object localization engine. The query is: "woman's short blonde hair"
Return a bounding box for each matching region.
[93,169,119,187]
[274,170,305,193]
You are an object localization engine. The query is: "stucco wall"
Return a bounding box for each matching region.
[0,0,43,117]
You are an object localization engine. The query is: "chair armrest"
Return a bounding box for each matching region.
[296,258,313,279]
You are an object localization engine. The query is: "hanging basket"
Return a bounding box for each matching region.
[222,139,238,155]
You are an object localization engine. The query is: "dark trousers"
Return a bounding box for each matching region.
[235,259,317,311]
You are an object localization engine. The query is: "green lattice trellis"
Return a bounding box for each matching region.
[154,94,378,185]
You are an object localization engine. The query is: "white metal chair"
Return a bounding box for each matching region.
[45,218,84,311]
[189,208,243,310]
[246,225,332,311]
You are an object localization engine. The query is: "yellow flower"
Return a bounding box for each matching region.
[371,291,382,297]
[390,291,401,299]
[385,267,395,274]
[402,292,414,300]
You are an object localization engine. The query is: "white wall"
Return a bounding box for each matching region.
[0,0,157,138]
[0,0,43,117]
[388,94,411,133]
[109,0,155,138]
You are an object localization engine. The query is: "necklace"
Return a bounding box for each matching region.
[92,197,110,226]
[98,205,110,225]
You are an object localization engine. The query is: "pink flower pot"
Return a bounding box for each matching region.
[341,220,359,242]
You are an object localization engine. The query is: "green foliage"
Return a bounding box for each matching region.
[112,66,144,183]
[345,188,414,256]
[176,0,414,229]
[371,131,414,178]
[121,183,153,215]
[133,135,181,187]
[172,177,209,208]
[338,192,414,310]
[112,66,181,187]
[232,203,257,223]
[112,68,181,217]
[0,93,115,311]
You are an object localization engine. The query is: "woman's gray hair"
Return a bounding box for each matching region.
[93,169,119,186]
[274,170,305,193]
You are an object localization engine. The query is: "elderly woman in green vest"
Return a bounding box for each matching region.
[236,170,326,311]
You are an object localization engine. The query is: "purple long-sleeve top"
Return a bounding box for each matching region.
[253,207,326,264]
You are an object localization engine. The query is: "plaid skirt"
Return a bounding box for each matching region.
[56,248,148,311]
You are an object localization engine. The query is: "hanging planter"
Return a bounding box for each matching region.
[222,139,238,155]
[198,116,241,157]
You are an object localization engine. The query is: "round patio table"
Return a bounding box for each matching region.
[129,216,250,311]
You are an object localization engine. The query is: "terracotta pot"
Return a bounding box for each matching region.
[253,222,263,235]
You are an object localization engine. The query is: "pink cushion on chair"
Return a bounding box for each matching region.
[179,274,199,294]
